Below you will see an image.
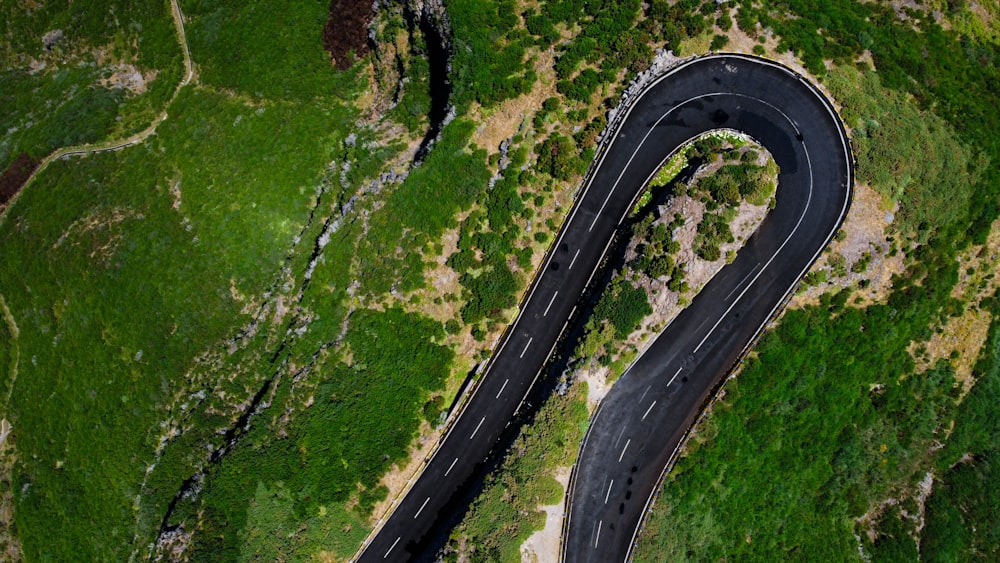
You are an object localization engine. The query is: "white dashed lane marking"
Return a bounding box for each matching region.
[384,537,400,559]
[469,417,486,440]
[413,497,430,519]
[496,379,509,399]
[619,439,631,462]
[667,367,683,387]
[568,248,581,270]
[543,292,559,316]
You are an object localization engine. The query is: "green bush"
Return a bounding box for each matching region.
[450,0,536,108]
[592,277,652,338]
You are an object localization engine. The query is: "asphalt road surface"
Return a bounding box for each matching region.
[354,54,852,562]
[562,56,852,562]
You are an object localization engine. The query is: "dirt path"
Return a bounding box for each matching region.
[0,0,195,228]
[0,293,19,413]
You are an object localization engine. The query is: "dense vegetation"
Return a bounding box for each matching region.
[918,313,1000,560]
[448,383,589,562]
[3,0,998,560]
[449,0,536,108]
[735,0,999,243]
[634,1,1000,559]
[0,0,465,559]
[0,0,183,171]
[190,308,453,559]
[635,278,999,560]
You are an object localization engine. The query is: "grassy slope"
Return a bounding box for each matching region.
[4,0,997,560]
[0,0,183,170]
[0,0,370,558]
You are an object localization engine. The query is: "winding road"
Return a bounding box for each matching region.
[354,54,852,562]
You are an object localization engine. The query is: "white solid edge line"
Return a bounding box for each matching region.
[384,536,400,559]
[586,97,704,232]
[444,457,459,477]
[623,54,854,563]
[496,379,509,399]
[469,416,486,440]
[413,497,431,519]
[690,95,814,356]
[548,54,852,563]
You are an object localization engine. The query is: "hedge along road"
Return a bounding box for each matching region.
[354,54,852,562]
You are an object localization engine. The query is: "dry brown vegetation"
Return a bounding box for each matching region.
[323,0,375,70]
[0,153,39,209]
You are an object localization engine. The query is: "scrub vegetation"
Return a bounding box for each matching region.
[0,0,183,171]
[2,0,998,560]
[447,383,589,562]
[577,136,776,374]
[634,0,1000,559]
[449,133,778,560]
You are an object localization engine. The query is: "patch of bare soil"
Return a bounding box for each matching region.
[855,470,935,546]
[50,206,139,263]
[366,420,444,526]
[520,465,571,563]
[789,183,904,309]
[907,215,1000,399]
[470,46,558,152]
[950,215,1000,306]
[0,424,24,561]
[0,153,39,209]
[100,63,154,95]
[910,308,993,400]
[323,0,374,70]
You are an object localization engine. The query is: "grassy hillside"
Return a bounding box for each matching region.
[0,0,183,172]
[1,0,997,560]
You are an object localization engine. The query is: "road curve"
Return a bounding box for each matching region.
[562,56,852,562]
[354,54,851,562]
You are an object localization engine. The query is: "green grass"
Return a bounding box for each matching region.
[825,65,982,241]
[0,0,183,169]
[634,282,961,560]
[0,78,363,558]
[5,0,998,560]
[0,5,377,547]
[181,0,354,102]
[736,0,1000,242]
[631,3,1000,554]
